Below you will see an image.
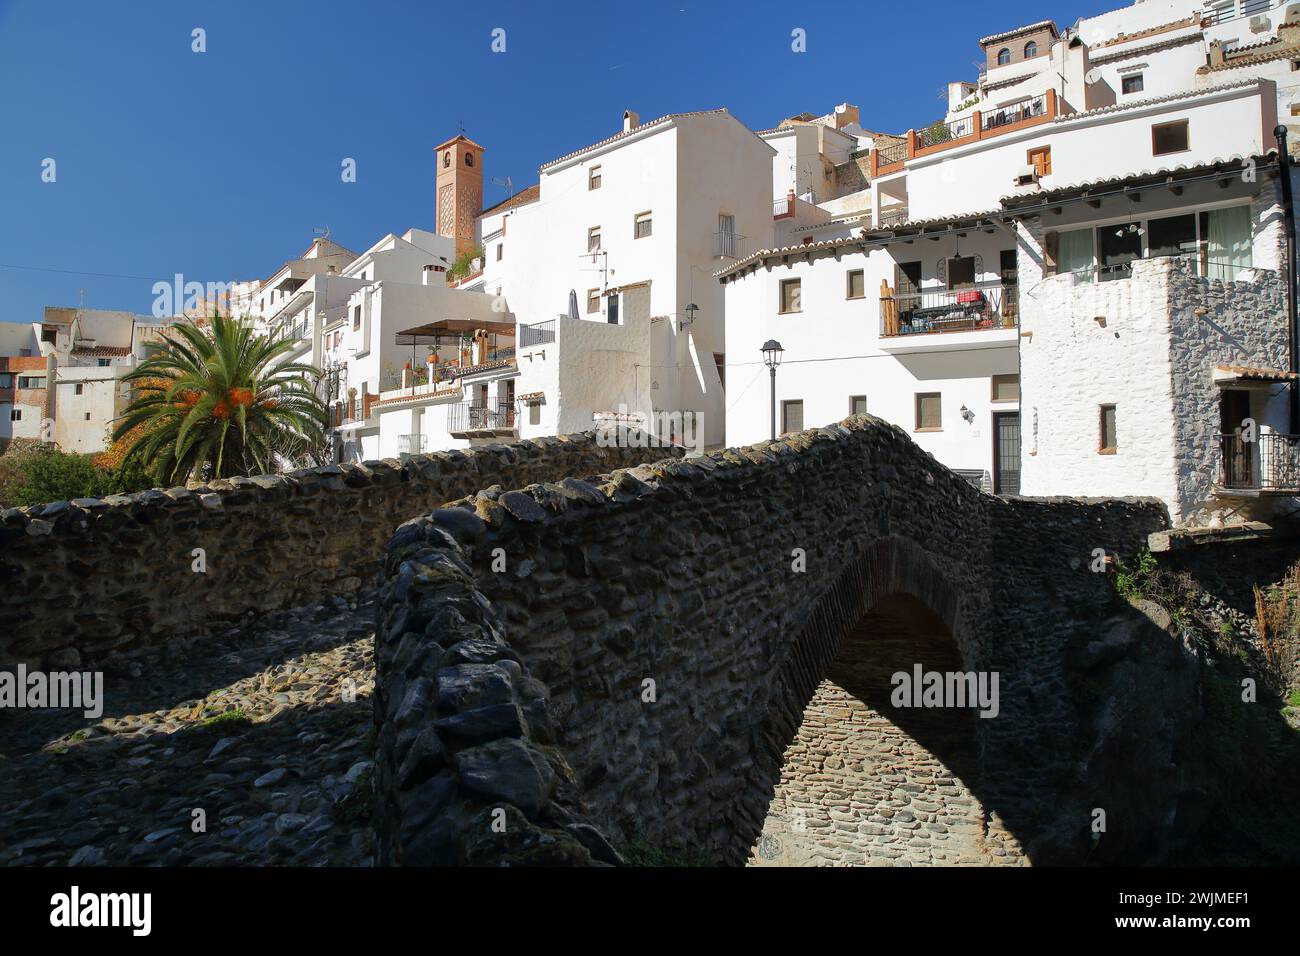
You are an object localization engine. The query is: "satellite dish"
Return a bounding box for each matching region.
[1085,68,1104,85]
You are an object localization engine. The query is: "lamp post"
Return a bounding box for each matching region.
[761,339,784,440]
[680,302,698,332]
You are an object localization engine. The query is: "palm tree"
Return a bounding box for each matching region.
[113,314,328,484]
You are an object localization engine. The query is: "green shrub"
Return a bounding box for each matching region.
[0,445,158,508]
[1114,549,1158,601]
[8,449,108,506]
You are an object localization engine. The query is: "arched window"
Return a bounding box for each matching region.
[442,151,450,168]
[1024,40,1038,58]
[465,152,474,167]
[997,48,1011,65]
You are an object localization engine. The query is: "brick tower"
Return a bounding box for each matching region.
[434,134,485,261]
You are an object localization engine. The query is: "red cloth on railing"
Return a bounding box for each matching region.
[955,290,985,304]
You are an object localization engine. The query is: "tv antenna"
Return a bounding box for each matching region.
[491,175,515,200]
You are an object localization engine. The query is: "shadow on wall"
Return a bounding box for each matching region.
[371,416,1280,867]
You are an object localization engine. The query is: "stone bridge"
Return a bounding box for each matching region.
[373,416,1193,867]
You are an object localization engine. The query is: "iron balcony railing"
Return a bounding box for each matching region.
[519,320,556,347]
[715,231,745,260]
[346,393,377,423]
[1219,433,1300,491]
[917,115,976,150]
[981,94,1047,132]
[1206,0,1275,26]
[448,402,516,433]
[876,140,909,167]
[877,206,910,229]
[880,280,1019,337]
[397,433,427,456]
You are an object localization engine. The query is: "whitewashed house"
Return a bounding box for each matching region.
[450,109,777,450]
[722,46,1294,522]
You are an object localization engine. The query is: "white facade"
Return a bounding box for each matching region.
[1013,172,1292,524]
[722,227,1020,489]
[471,109,775,449]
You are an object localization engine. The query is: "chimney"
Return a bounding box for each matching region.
[623,110,639,132]
[423,264,445,286]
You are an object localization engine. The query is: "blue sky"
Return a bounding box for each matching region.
[0,0,1117,323]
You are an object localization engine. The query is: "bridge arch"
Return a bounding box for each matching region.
[727,535,1014,866]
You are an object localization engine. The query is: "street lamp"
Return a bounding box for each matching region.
[761,339,784,440]
[680,302,698,332]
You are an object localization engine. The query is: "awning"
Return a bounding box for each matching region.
[395,318,516,341]
[517,391,545,405]
[1213,365,1298,386]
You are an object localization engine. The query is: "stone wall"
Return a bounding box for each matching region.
[0,431,680,668]
[374,416,1176,865]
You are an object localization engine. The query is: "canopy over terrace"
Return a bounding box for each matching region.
[394,317,517,377]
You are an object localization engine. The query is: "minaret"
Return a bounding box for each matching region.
[434,134,485,261]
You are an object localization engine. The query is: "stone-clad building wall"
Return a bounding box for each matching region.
[0,432,680,667]
[374,416,1173,866]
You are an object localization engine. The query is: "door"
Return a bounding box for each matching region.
[1219,389,1253,488]
[992,412,1021,495]
[503,380,515,427]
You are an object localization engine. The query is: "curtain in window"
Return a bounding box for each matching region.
[1206,205,1252,282]
[1058,228,1094,282]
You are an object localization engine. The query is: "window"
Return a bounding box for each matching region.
[779,278,802,313]
[916,392,942,431]
[991,374,1020,402]
[588,226,601,252]
[1028,145,1051,178]
[41,327,57,343]
[0,374,10,387]
[634,211,653,239]
[850,395,868,416]
[529,403,541,426]
[496,243,503,261]
[1099,221,1142,281]
[781,399,804,435]
[997,48,1011,65]
[465,152,474,166]
[714,353,726,390]
[1203,206,1252,281]
[443,151,450,168]
[607,293,620,325]
[97,359,110,367]
[74,383,83,395]
[1152,120,1189,156]
[846,269,865,299]
[1099,404,1117,453]
[589,165,602,190]
[1122,73,1144,95]
[17,376,45,389]
[19,349,31,357]
[1147,213,1197,260]
[10,409,20,422]
[947,255,976,289]
[353,305,361,330]
[587,288,600,314]
[1024,41,1038,58]
[83,412,91,421]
